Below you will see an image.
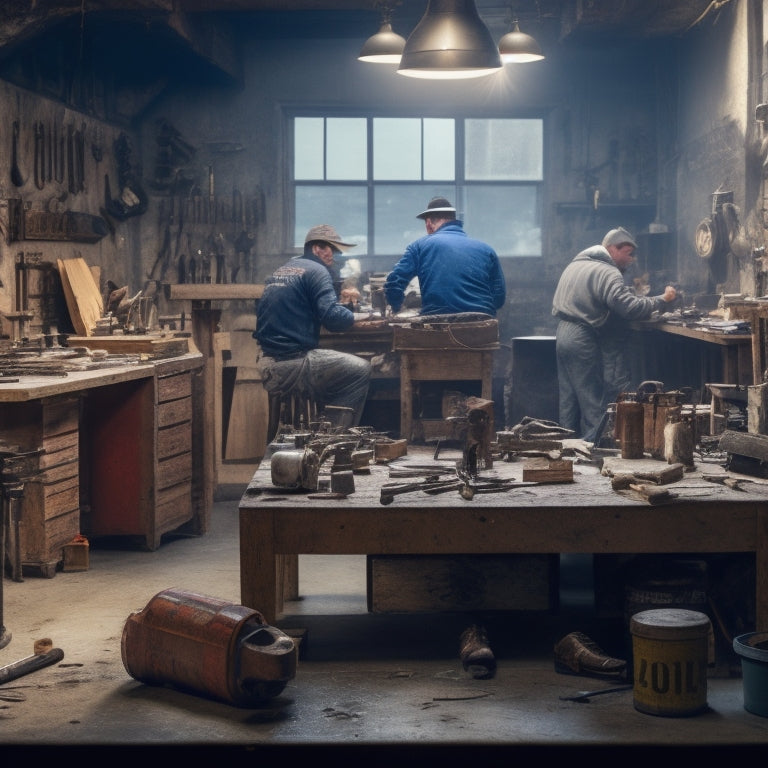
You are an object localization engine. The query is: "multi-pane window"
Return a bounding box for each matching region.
[292,115,543,260]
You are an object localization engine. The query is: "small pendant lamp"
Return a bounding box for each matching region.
[498,19,545,64]
[358,3,406,64]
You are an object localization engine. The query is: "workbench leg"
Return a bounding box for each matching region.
[190,302,219,528]
[240,505,278,624]
[481,351,493,400]
[756,508,768,632]
[400,353,414,442]
[282,554,299,601]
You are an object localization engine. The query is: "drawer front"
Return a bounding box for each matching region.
[157,422,191,460]
[157,451,192,490]
[157,396,192,429]
[157,373,192,404]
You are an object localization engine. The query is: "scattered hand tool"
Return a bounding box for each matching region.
[380,477,460,505]
[559,684,632,702]
[0,645,64,685]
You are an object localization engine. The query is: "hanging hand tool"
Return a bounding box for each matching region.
[66,123,75,193]
[10,119,25,187]
[46,120,52,182]
[33,121,44,189]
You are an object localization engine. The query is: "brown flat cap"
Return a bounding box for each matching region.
[304,224,357,252]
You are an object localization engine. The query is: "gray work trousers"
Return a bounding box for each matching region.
[555,319,632,443]
[258,348,371,428]
[555,319,604,443]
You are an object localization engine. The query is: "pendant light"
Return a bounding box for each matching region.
[498,19,545,63]
[358,2,406,64]
[397,0,502,80]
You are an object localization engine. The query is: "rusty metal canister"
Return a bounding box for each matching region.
[616,400,644,459]
[121,587,297,707]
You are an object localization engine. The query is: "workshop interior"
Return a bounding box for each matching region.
[2,0,768,758]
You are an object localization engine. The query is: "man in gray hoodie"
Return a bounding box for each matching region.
[551,227,677,443]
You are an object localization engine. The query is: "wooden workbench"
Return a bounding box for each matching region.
[630,320,753,388]
[239,448,768,628]
[0,352,205,574]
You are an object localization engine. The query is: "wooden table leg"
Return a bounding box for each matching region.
[239,505,278,623]
[399,352,414,441]
[757,507,768,631]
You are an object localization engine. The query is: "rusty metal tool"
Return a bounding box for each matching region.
[559,684,632,702]
[380,477,463,505]
[0,647,64,686]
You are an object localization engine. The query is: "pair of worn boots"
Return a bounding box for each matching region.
[458,627,627,681]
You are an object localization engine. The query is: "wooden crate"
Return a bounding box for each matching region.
[392,319,499,350]
[367,554,559,613]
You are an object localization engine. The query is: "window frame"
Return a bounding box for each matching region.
[287,108,545,262]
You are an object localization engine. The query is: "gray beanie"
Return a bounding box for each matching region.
[602,227,637,249]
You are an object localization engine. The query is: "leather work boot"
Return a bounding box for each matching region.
[553,631,627,680]
[459,624,496,680]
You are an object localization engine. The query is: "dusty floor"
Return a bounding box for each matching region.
[1,490,768,760]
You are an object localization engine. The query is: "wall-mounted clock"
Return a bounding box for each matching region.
[695,216,723,259]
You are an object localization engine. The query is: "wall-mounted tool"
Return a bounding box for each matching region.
[33,121,45,189]
[10,120,25,187]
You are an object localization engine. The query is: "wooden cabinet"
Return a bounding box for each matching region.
[83,356,200,551]
[1,395,81,577]
[0,353,205,575]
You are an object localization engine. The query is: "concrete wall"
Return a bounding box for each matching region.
[139,26,665,357]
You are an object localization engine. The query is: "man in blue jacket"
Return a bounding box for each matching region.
[384,197,506,317]
[255,224,371,428]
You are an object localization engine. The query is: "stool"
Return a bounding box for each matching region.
[266,390,318,444]
[398,348,496,442]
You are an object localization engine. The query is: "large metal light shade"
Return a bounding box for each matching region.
[397,0,502,80]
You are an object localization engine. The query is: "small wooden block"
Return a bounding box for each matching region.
[62,540,89,572]
[522,457,574,483]
[375,438,407,461]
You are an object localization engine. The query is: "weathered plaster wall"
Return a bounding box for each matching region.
[675,0,760,296]
[140,30,662,354]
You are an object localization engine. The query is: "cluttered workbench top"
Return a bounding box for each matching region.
[0,343,202,401]
[242,437,768,511]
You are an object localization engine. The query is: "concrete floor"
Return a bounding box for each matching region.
[2,490,768,760]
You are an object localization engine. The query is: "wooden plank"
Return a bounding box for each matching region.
[368,554,557,613]
[522,457,574,483]
[224,368,267,461]
[67,335,189,356]
[167,283,265,302]
[57,258,102,337]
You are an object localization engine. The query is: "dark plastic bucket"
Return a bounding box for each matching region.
[733,632,768,717]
